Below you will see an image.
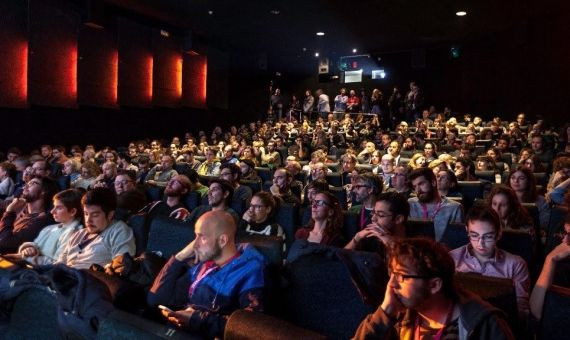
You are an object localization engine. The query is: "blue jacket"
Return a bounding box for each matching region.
[147,243,266,338]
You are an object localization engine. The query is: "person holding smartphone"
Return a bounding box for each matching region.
[353,238,514,339]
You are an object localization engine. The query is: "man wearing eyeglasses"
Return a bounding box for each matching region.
[345,192,408,254]
[449,204,530,318]
[353,238,514,339]
[349,173,383,230]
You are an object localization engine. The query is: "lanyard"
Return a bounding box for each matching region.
[188,252,240,298]
[420,200,443,219]
[78,232,100,250]
[413,303,454,340]
[360,206,370,229]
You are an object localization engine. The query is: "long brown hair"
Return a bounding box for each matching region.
[306,191,343,241]
[508,166,537,202]
[487,185,533,229]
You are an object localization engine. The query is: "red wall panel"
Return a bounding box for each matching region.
[182,55,207,108]
[152,31,183,108]
[28,0,79,108]
[118,18,153,107]
[78,26,118,108]
[0,0,28,108]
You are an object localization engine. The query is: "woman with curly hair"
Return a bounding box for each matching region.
[408,153,427,169]
[295,191,345,246]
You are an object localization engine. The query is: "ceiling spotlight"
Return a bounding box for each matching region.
[270,9,280,15]
[316,32,325,36]
[315,52,319,57]
[455,11,467,16]
[208,10,214,15]
[352,48,357,53]
[302,47,307,52]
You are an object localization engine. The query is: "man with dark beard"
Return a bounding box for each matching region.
[0,176,58,253]
[407,168,463,241]
[185,179,240,226]
[148,211,265,339]
[140,175,191,220]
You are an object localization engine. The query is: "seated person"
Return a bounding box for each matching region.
[186,179,240,226]
[270,168,301,205]
[295,191,345,247]
[147,211,265,338]
[57,187,135,269]
[140,175,192,220]
[91,161,117,190]
[114,170,147,216]
[239,192,284,239]
[354,238,514,339]
[508,166,551,232]
[0,161,16,198]
[145,154,179,188]
[5,189,83,265]
[488,185,534,234]
[345,192,409,255]
[408,168,464,241]
[349,173,383,230]
[197,147,221,177]
[385,165,414,199]
[530,215,570,320]
[0,176,59,253]
[450,204,530,317]
[71,161,100,190]
[219,163,252,203]
[436,169,462,198]
[239,159,261,182]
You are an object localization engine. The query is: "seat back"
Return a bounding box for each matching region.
[183,191,202,212]
[475,170,496,183]
[441,222,468,250]
[127,214,149,256]
[497,230,535,272]
[225,310,325,340]
[238,234,283,266]
[284,252,377,339]
[57,175,70,190]
[329,186,348,210]
[457,181,483,213]
[146,216,195,258]
[174,163,191,176]
[97,309,191,340]
[274,203,299,252]
[240,179,262,194]
[255,167,273,183]
[533,172,549,187]
[405,219,435,239]
[539,285,570,340]
[146,186,164,202]
[326,172,343,187]
[455,272,517,321]
[546,205,568,253]
[521,203,540,231]
[342,211,360,241]
[4,287,61,339]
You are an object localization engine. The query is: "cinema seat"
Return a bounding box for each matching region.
[146,216,195,258]
[539,285,570,340]
[225,310,325,340]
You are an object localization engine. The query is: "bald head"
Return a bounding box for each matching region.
[194,211,237,264]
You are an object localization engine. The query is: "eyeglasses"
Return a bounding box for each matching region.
[311,199,331,208]
[468,233,496,243]
[25,181,41,187]
[352,185,370,190]
[371,211,393,219]
[389,271,433,283]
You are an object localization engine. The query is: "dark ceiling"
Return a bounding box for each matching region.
[99,0,551,70]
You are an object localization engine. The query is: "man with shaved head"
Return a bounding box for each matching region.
[148,211,266,338]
